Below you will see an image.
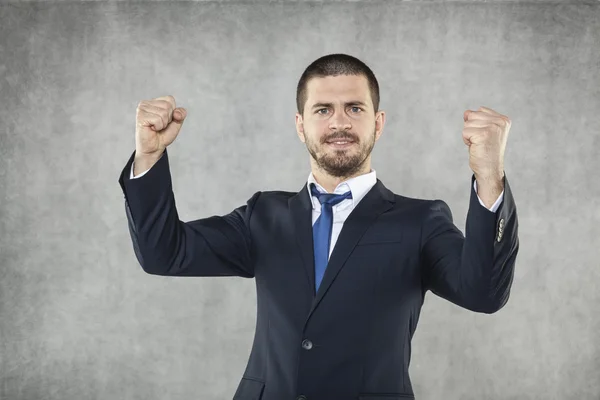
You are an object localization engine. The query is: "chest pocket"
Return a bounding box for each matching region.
[356,228,404,246]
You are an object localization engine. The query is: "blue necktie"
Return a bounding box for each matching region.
[310,183,353,292]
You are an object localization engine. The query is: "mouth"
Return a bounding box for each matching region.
[325,140,356,149]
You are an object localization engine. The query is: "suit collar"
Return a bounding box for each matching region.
[293,177,394,212]
[306,169,377,210]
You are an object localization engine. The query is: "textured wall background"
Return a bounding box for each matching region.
[1,1,599,399]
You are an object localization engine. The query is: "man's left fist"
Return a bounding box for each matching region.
[462,106,511,182]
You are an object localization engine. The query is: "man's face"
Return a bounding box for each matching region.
[295,74,384,178]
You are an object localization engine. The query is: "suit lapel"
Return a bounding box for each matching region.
[289,186,315,296]
[288,179,396,322]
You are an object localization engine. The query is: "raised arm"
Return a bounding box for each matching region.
[119,148,260,277]
[420,173,519,313]
[118,95,260,277]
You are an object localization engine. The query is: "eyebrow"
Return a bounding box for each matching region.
[311,101,367,110]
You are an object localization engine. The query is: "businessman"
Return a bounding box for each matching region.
[118,53,519,400]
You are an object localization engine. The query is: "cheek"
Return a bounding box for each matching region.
[305,130,325,144]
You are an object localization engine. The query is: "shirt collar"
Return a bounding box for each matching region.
[306,169,377,210]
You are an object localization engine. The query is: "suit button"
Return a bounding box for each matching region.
[301,339,313,350]
[297,396,307,400]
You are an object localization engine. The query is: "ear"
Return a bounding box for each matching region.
[295,113,306,143]
[374,110,385,141]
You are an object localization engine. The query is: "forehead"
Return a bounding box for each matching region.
[306,74,370,104]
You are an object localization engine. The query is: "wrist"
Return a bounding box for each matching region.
[133,150,163,176]
[475,170,504,184]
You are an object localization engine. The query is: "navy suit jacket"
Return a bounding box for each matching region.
[118,148,519,400]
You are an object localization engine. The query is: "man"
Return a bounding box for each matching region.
[118,53,518,400]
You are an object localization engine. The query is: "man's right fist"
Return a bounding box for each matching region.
[135,95,187,156]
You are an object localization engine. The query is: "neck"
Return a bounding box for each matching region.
[310,161,372,193]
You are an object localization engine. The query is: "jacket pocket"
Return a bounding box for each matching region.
[356,233,404,246]
[232,376,265,400]
[358,394,415,400]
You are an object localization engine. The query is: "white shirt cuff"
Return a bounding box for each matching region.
[129,152,164,179]
[473,179,504,213]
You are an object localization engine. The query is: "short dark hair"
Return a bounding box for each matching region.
[296,53,380,117]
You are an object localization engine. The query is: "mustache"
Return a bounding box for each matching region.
[323,133,357,143]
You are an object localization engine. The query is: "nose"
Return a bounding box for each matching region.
[329,112,352,131]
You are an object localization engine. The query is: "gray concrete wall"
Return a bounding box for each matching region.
[1,1,598,399]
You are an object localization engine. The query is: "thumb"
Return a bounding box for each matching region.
[158,107,186,145]
[173,107,187,122]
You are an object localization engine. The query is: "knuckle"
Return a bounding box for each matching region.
[158,95,175,109]
[158,100,172,110]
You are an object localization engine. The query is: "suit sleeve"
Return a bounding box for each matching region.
[420,173,519,313]
[118,148,260,277]
[474,179,504,212]
[129,154,161,179]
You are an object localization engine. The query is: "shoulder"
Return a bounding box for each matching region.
[385,189,451,220]
[247,189,299,208]
[258,189,298,200]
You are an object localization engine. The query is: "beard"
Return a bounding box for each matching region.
[304,127,376,178]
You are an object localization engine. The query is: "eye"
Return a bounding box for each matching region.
[316,107,362,115]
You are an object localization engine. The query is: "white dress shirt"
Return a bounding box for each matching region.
[130,156,504,261]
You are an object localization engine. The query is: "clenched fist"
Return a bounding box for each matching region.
[135,95,187,156]
[462,106,510,182]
